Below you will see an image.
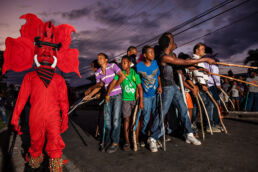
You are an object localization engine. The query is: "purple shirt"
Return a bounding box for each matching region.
[95,63,122,96]
[204,62,221,87]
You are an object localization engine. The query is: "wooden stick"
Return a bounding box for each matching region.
[216,62,258,69]
[132,100,139,152]
[219,96,229,113]
[196,95,205,140]
[197,93,213,135]
[219,88,235,110]
[210,72,258,87]
[206,91,228,134]
[159,94,166,151]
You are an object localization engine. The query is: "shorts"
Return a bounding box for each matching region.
[122,100,136,118]
[185,92,193,109]
[231,97,239,101]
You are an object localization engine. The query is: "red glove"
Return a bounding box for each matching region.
[61,115,68,133]
[11,119,23,135]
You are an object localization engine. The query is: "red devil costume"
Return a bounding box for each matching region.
[3,13,80,171]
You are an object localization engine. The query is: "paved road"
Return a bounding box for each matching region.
[1,108,258,172]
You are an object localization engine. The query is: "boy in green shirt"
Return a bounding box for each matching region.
[113,55,144,151]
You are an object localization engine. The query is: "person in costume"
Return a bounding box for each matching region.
[3,13,80,171]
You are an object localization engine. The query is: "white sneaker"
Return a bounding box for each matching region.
[186,133,201,146]
[147,137,158,152]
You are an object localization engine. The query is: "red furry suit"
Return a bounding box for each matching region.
[3,13,80,171]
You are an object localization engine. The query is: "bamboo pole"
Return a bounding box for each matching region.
[132,100,139,152]
[219,88,235,110]
[219,96,229,113]
[196,95,205,140]
[210,72,258,87]
[197,93,213,135]
[216,62,258,69]
[206,91,228,134]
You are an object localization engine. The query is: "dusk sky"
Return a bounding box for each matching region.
[1,0,258,87]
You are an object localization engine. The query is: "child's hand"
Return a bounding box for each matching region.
[192,86,199,97]
[135,92,139,100]
[83,95,91,101]
[85,89,90,96]
[157,86,162,94]
[140,100,144,110]
[105,95,110,103]
[95,93,101,99]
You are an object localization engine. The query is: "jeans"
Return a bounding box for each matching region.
[151,85,193,141]
[141,95,157,136]
[199,90,214,127]
[246,92,258,111]
[172,86,193,135]
[208,86,220,126]
[104,94,122,144]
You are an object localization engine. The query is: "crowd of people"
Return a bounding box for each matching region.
[221,69,258,112]
[82,32,258,154]
[1,32,257,155]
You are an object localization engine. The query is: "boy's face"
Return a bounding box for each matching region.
[97,54,108,66]
[128,48,138,56]
[121,58,130,71]
[144,48,155,61]
[196,45,206,57]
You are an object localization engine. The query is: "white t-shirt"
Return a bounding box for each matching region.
[246,76,258,93]
[231,85,239,97]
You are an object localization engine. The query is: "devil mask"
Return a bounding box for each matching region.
[3,13,81,77]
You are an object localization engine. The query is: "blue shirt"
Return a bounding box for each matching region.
[136,60,160,97]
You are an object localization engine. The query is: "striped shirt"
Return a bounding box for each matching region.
[95,63,122,96]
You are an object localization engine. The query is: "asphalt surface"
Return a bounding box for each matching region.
[1,107,258,172]
[63,108,258,172]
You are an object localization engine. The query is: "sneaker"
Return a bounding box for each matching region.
[147,137,158,152]
[140,141,145,148]
[207,126,221,133]
[186,133,201,145]
[123,143,130,151]
[160,134,172,142]
[106,144,119,153]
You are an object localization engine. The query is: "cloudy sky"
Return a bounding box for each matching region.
[1,0,258,86]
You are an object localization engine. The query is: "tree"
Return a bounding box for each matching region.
[244,49,258,67]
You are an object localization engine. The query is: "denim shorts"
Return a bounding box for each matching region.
[122,100,136,118]
[231,97,240,101]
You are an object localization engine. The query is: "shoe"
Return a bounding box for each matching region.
[186,133,201,145]
[217,125,224,132]
[123,143,130,151]
[160,134,172,142]
[207,126,221,133]
[140,141,145,147]
[157,140,162,149]
[106,144,119,153]
[147,137,158,152]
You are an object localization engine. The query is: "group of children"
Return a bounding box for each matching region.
[84,32,224,153]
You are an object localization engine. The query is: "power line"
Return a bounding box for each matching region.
[110,0,237,60]
[173,0,250,37]
[80,0,250,74]
[134,0,237,49]
[177,10,258,48]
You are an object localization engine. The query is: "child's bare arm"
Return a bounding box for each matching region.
[84,81,104,101]
[137,84,144,110]
[157,75,162,94]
